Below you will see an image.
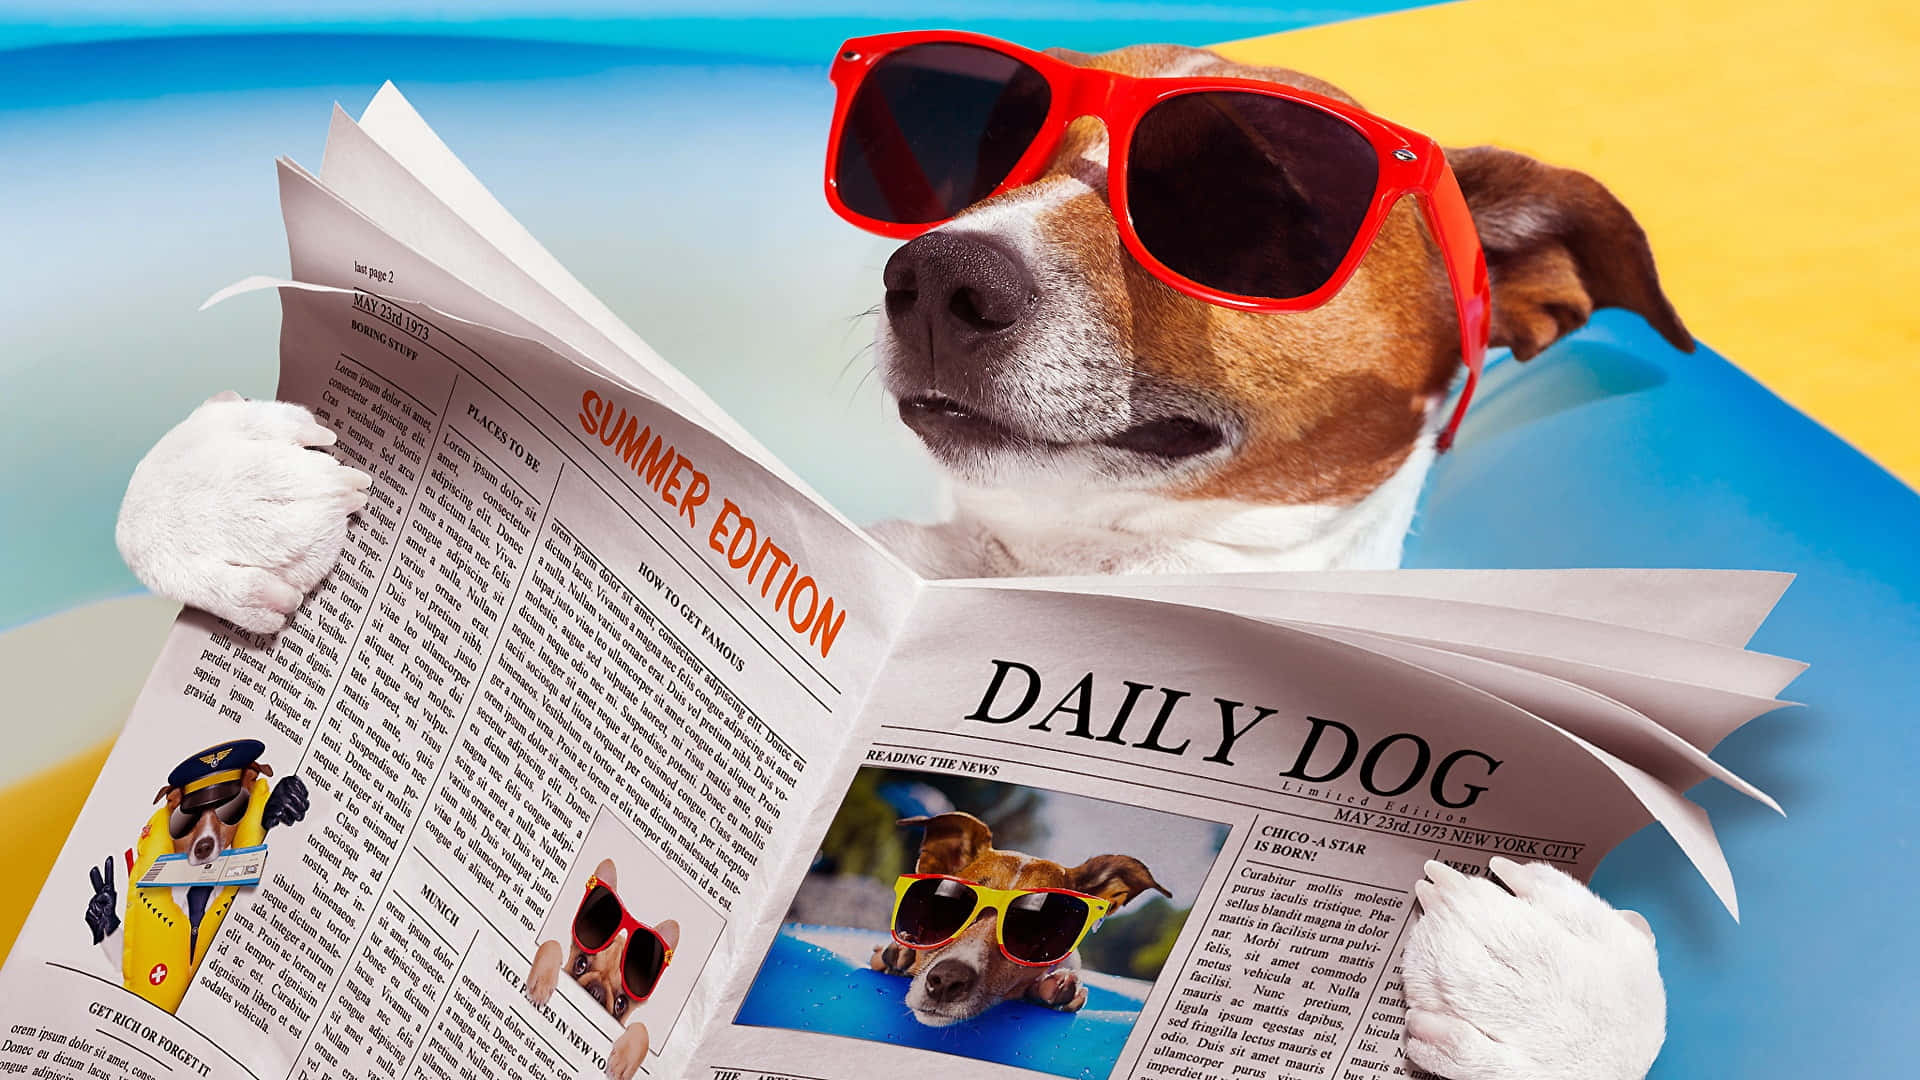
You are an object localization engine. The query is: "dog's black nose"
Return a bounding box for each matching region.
[922,957,979,1004]
[884,231,1036,350]
[192,837,217,863]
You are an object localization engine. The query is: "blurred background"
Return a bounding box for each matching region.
[2,3,1918,1077]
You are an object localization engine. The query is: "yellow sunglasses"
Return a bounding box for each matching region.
[890,873,1111,967]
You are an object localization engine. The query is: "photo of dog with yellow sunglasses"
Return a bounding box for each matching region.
[738,768,1229,1078]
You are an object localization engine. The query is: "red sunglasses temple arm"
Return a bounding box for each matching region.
[1421,166,1491,452]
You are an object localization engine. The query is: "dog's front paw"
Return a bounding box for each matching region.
[526,940,564,1006]
[1401,858,1664,1080]
[870,942,916,976]
[1027,968,1087,1012]
[117,393,371,634]
[606,1022,649,1080]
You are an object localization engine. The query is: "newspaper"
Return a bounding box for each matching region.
[0,87,1801,1080]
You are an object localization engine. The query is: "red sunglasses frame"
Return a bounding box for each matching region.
[572,875,674,1004]
[824,29,1490,450]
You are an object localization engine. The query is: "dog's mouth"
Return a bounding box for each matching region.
[907,1004,974,1028]
[898,393,1226,461]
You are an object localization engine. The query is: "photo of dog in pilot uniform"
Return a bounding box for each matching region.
[526,856,680,1080]
[82,738,309,1013]
[738,768,1229,1079]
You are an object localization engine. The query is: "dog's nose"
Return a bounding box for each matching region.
[922,957,979,1004]
[883,231,1036,349]
[191,837,218,863]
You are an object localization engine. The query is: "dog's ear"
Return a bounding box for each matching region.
[154,785,179,807]
[654,918,681,952]
[593,858,619,891]
[250,761,274,779]
[897,812,993,876]
[1068,855,1171,910]
[1448,145,1692,362]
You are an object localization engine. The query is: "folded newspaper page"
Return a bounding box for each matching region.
[0,87,1800,1080]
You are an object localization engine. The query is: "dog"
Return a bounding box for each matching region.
[113,42,1678,1080]
[526,858,678,1080]
[861,45,1690,581]
[868,812,1166,1026]
[162,759,276,865]
[84,739,309,1012]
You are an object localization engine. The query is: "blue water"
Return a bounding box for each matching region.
[737,928,1143,1079]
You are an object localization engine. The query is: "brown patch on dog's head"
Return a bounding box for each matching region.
[897,812,993,875]
[876,44,1689,513]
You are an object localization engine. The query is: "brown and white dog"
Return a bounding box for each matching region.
[865,46,1689,580]
[158,759,277,866]
[115,42,1679,1080]
[526,858,678,1080]
[869,812,1167,1026]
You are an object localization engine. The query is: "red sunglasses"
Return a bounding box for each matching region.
[824,30,1491,450]
[571,875,674,1006]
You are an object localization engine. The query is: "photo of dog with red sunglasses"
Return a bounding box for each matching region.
[524,812,718,1080]
[737,767,1230,1078]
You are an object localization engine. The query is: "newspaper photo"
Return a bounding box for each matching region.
[0,87,1800,1080]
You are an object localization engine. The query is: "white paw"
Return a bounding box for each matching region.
[116,393,371,634]
[1401,858,1664,1080]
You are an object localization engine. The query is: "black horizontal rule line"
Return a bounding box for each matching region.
[439,422,539,506]
[387,890,455,954]
[337,348,433,416]
[42,962,262,1079]
[867,733,1584,864]
[874,725,1585,849]
[551,516,784,736]
[1239,860,1411,894]
[550,518,821,734]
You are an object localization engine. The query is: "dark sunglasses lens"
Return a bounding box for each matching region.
[1002,891,1091,964]
[896,877,979,947]
[623,929,668,999]
[214,789,251,826]
[836,43,1052,225]
[1129,91,1379,300]
[573,884,622,951]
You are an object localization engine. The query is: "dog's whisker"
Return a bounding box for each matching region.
[836,341,876,385]
[850,363,879,402]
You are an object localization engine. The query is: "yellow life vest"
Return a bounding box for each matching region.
[122,776,270,1013]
